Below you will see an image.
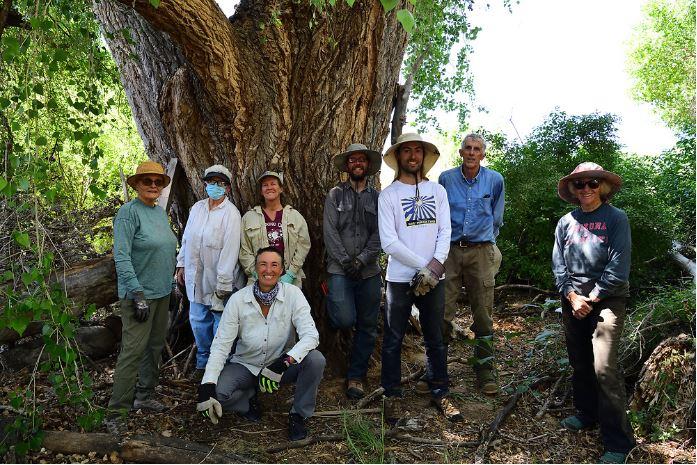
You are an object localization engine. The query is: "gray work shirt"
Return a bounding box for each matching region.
[323,182,381,278]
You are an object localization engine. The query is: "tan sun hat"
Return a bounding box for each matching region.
[332,143,382,176]
[127,160,170,189]
[383,132,440,176]
[256,170,283,185]
[557,162,622,204]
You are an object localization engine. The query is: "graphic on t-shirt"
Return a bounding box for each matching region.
[401,195,437,227]
[566,221,607,245]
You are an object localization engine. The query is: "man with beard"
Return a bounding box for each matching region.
[323,143,382,400]
[437,133,504,395]
[377,133,462,423]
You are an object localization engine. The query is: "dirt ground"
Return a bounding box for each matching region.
[1,295,695,464]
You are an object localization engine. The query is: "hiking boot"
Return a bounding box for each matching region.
[104,416,127,435]
[414,373,430,395]
[475,367,499,396]
[346,379,365,400]
[239,393,261,422]
[132,398,166,412]
[288,412,307,441]
[560,415,597,432]
[599,451,628,463]
[382,395,404,426]
[432,396,463,422]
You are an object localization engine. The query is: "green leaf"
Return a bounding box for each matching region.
[345,0,356,5]
[36,136,48,146]
[515,384,529,394]
[0,176,7,191]
[12,231,30,249]
[396,9,415,33]
[380,0,398,12]
[9,315,31,336]
[149,0,161,7]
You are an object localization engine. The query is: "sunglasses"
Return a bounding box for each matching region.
[205,180,229,187]
[572,179,600,190]
[140,177,165,187]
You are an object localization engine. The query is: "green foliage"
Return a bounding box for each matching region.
[627,0,696,135]
[342,411,385,464]
[486,110,684,290]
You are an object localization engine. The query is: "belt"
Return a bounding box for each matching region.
[451,240,490,248]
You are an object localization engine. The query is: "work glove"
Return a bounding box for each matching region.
[258,355,292,393]
[131,291,150,322]
[411,258,445,296]
[196,382,222,424]
[211,289,231,313]
[279,270,296,284]
[343,258,364,281]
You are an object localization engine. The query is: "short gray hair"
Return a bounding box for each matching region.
[461,133,487,154]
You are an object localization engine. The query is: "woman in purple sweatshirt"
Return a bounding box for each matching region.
[552,162,635,464]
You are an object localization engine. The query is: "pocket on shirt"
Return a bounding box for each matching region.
[364,202,377,231]
[244,223,263,247]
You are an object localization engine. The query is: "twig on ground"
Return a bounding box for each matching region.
[356,368,425,408]
[266,434,345,453]
[313,408,381,417]
[535,375,564,419]
[181,343,196,379]
[495,284,555,294]
[164,342,180,378]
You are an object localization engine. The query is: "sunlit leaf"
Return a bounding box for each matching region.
[12,231,31,248]
[380,0,398,13]
[396,9,415,33]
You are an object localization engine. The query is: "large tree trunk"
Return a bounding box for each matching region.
[93,0,408,359]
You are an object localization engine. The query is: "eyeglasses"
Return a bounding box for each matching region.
[572,179,600,190]
[347,157,368,164]
[140,177,164,187]
[205,180,229,187]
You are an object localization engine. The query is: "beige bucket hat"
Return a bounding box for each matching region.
[383,132,440,176]
[127,160,170,188]
[557,162,622,204]
[332,143,382,176]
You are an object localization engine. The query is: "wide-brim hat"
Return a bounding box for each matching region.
[256,170,283,185]
[332,143,382,176]
[557,162,622,204]
[203,164,232,184]
[383,132,440,176]
[127,160,170,189]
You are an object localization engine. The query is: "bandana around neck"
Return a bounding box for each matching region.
[253,280,280,307]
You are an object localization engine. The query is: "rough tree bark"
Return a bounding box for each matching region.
[92,0,409,360]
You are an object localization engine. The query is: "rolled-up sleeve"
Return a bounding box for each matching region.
[287,288,319,363]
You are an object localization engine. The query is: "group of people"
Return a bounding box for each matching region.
[106,131,635,463]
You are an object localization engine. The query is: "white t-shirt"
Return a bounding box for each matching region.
[378,180,451,282]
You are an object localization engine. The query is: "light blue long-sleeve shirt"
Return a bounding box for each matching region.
[438,165,505,243]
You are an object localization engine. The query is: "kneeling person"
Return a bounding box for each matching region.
[196,246,325,441]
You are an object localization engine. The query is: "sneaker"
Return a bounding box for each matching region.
[432,396,463,422]
[288,412,307,441]
[382,395,404,426]
[560,415,597,432]
[104,416,127,435]
[240,393,261,422]
[346,379,365,400]
[132,398,166,412]
[599,451,627,463]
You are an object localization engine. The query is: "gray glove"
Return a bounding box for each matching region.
[211,289,231,313]
[131,291,150,322]
[411,258,445,296]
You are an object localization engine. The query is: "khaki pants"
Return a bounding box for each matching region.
[108,294,170,410]
[444,243,502,341]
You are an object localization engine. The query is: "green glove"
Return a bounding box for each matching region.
[279,270,296,284]
[258,356,291,393]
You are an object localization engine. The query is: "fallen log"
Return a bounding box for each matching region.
[0,255,118,344]
[670,241,696,277]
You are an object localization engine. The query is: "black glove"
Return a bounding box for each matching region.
[258,355,292,393]
[343,258,364,281]
[131,291,150,323]
[197,382,218,403]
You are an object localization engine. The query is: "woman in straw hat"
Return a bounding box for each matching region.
[552,162,635,463]
[105,160,177,434]
[239,171,310,288]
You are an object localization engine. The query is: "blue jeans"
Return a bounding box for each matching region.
[381,280,449,398]
[326,273,382,380]
[189,302,223,369]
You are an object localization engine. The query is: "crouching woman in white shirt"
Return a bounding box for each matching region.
[195,246,325,442]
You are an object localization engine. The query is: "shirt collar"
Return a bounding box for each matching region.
[461,165,484,183]
[206,197,229,211]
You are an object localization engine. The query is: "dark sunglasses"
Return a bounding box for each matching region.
[140,177,165,187]
[572,179,600,190]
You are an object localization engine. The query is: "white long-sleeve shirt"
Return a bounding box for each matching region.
[176,197,243,305]
[378,180,451,282]
[202,283,320,382]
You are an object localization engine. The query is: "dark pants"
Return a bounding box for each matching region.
[562,295,636,454]
[381,281,449,398]
[326,273,381,380]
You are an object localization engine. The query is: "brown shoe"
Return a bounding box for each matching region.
[432,396,463,422]
[346,379,365,400]
[480,380,499,395]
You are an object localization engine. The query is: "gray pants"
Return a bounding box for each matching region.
[109,294,170,410]
[216,350,325,418]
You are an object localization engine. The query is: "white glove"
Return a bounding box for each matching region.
[196,397,223,424]
[210,293,225,312]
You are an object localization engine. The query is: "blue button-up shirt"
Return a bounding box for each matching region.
[438,165,505,243]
